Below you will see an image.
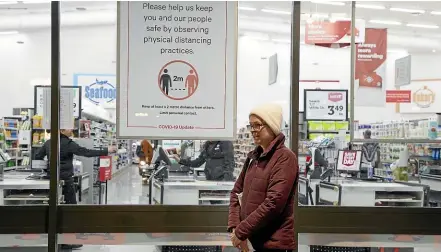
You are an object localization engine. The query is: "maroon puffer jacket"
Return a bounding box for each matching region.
[228,133,298,250]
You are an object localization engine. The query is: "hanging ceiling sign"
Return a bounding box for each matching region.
[34,85,82,119]
[304,89,348,121]
[395,55,411,87]
[305,19,365,45]
[73,73,116,109]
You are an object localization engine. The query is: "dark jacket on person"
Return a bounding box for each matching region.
[35,134,108,179]
[179,141,234,181]
[228,133,298,250]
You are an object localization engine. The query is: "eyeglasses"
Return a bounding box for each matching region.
[248,123,267,132]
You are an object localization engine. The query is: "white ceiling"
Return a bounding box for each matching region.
[1,1,441,52]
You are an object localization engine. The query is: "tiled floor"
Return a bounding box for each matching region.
[105,165,150,205]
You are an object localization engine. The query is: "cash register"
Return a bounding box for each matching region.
[27,160,50,180]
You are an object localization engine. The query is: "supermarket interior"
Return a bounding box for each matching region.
[2,0,441,252]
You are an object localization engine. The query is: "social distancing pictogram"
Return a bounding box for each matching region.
[158,60,199,100]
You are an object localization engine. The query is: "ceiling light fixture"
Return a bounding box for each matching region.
[0,30,19,35]
[0,1,18,4]
[22,1,50,3]
[261,9,291,15]
[369,20,402,25]
[311,13,329,18]
[406,23,439,29]
[390,7,425,14]
[272,39,291,43]
[433,49,437,53]
[387,49,408,55]
[430,11,441,15]
[357,4,386,10]
[311,1,345,6]
[238,6,256,11]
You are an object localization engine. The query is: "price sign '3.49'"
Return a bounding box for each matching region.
[327,105,344,116]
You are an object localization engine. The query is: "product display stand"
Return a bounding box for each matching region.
[3,116,31,171]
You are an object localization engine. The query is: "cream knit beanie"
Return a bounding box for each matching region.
[250,103,283,135]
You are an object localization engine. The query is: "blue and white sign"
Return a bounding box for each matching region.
[74,73,116,108]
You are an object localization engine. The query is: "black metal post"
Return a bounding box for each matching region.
[290,1,301,250]
[48,1,61,252]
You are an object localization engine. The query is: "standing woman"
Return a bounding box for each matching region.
[228,103,298,252]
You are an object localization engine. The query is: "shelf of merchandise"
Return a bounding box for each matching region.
[81,110,131,184]
[234,125,254,178]
[3,116,31,171]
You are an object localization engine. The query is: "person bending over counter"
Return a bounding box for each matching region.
[172,140,235,181]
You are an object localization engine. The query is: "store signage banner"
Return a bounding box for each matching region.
[74,74,116,109]
[305,20,365,45]
[99,156,112,182]
[35,86,81,119]
[386,90,411,103]
[117,2,237,139]
[304,89,348,121]
[355,28,387,107]
[395,55,411,87]
[336,150,362,171]
[400,84,438,113]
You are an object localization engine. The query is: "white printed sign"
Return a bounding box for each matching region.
[304,89,348,121]
[117,2,237,140]
[336,150,362,171]
[35,86,81,118]
[395,55,411,87]
[41,88,75,129]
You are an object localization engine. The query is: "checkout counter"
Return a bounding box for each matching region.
[299,177,426,207]
[298,149,427,207]
[0,160,90,205]
[148,147,235,205]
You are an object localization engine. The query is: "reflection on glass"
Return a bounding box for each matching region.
[59,233,230,252]
[299,1,441,208]
[0,1,52,207]
[0,234,47,249]
[300,233,441,252]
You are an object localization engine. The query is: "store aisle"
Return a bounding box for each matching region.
[106,165,150,205]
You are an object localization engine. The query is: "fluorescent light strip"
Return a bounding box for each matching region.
[357,4,386,10]
[430,11,441,15]
[238,6,256,11]
[272,39,291,43]
[390,7,425,14]
[261,9,291,15]
[22,1,50,3]
[406,23,439,29]
[0,31,19,35]
[311,13,329,18]
[311,1,345,6]
[0,1,18,4]
[369,20,402,25]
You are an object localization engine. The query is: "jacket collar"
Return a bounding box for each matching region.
[247,133,286,160]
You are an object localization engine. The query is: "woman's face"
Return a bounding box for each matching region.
[249,115,274,147]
